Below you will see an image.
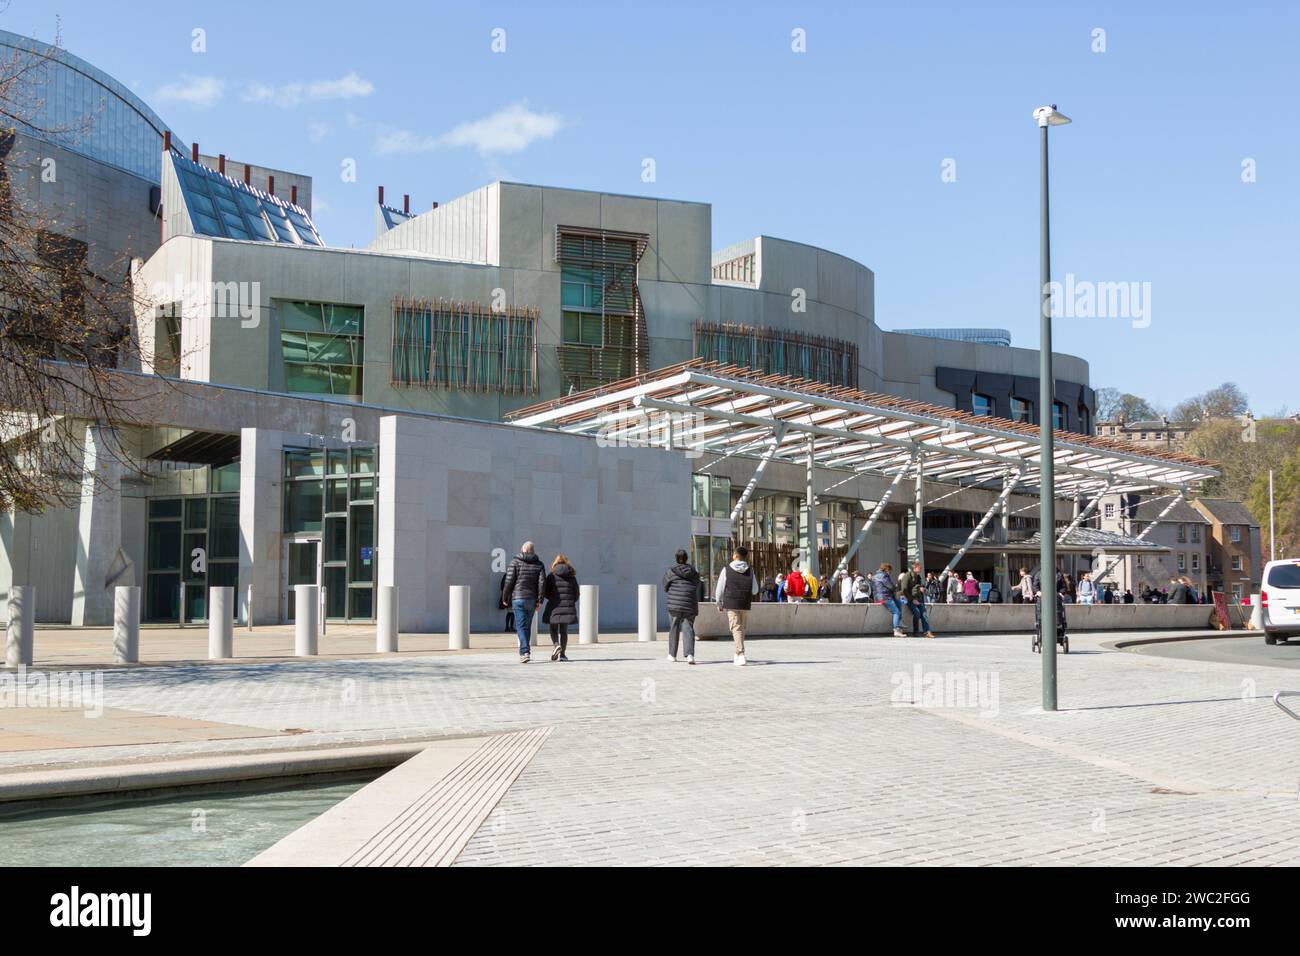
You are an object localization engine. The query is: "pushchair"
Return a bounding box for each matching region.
[1032,591,1069,654]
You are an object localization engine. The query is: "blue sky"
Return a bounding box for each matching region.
[12,0,1296,413]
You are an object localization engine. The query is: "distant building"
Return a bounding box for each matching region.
[1191,498,1263,600]
[1095,418,1194,453]
[1097,494,1211,597]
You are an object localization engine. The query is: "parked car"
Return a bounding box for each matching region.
[1262,559,1300,645]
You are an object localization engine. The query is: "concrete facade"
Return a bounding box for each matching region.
[133,180,1093,427]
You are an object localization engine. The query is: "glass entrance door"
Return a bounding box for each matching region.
[283,536,322,622]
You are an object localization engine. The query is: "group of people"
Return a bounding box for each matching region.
[499,541,759,666]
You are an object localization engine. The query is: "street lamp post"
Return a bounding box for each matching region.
[1035,104,1070,712]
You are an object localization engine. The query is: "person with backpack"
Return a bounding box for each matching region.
[897,561,936,639]
[663,549,701,664]
[541,554,579,662]
[873,563,906,637]
[501,541,546,663]
[715,545,759,666]
[784,564,806,601]
[1076,572,1096,605]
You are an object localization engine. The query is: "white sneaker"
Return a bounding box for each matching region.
[893,629,906,637]
[686,655,695,665]
[734,653,747,666]
[666,653,676,662]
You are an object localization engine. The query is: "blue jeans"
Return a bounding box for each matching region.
[512,599,535,656]
[907,598,930,633]
[882,596,904,630]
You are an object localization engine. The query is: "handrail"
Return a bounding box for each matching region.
[1273,690,1300,722]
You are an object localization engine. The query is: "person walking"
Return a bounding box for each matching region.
[715,545,759,666]
[541,553,579,661]
[925,571,942,606]
[663,549,701,664]
[873,563,906,637]
[962,572,980,604]
[1017,567,1035,604]
[501,541,546,663]
[898,561,936,639]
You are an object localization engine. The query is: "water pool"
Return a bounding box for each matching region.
[0,772,373,867]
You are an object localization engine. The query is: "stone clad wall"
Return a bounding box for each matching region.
[379,414,692,632]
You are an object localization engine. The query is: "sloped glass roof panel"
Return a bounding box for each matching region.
[172,153,324,246]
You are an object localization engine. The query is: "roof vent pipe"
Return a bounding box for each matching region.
[218,154,225,174]
[268,175,275,195]
[403,194,409,215]
[191,143,199,162]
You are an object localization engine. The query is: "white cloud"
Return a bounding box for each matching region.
[242,72,374,109]
[307,121,330,143]
[154,75,226,108]
[369,101,565,157]
[438,101,564,155]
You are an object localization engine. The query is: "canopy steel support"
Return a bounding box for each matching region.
[1093,491,1184,585]
[1056,481,1113,545]
[827,459,912,586]
[728,423,785,522]
[805,434,819,582]
[944,472,1021,574]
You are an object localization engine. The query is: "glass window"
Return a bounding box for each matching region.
[183,498,207,530]
[212,461,241,493]
[710,476,732,519]
[149,498,183,519]
[1178,553,1186,571]
[351,448,375,474]
[284,449,323,478]
[1230,526,1242,543]
[324,516,348,563]
[1191,553,1200,571]
[327,478,348,513]
[692,475,709,517]
[326,450,349,476]
[285,480,324,533]
[1010,398,1031,424]
[281,301,363,397]
[1177,524,1187,543]
[350,476,375,501]
[208,497,239,560]
[562,311,603,346]
[148,520,182,571]
[183,532,207,581]
[349,505,374,582]
[972,394,992,416]
[325,566,348,618]
[1191,524,1201,543]
[1052,402,1067,430]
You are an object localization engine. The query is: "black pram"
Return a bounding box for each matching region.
[1032,591,1069,654]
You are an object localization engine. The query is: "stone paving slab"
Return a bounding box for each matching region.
[0,629,1294,865]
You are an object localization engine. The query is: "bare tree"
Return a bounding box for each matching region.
[0,39,154,512]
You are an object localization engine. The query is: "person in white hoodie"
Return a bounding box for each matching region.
[715,545,760,666]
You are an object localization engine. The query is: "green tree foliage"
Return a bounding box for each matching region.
[1247,447,1300,560]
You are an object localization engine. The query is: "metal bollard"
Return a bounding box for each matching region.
[579,584,599,644]
[295,584,319,655]
[448,585,470,650]
[208,587,234,659]
[638,584,656,642]
[376,585,399,652]
[178,581,186,628]
[113,586,140,664]
[5,585,34,667]
[246,584,254,631]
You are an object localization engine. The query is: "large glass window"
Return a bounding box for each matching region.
[280,301,364,398]
[144,469,239,622]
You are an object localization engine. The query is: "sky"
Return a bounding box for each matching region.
[10,0,1297,413]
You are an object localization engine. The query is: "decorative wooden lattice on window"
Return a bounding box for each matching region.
[693,321,859,389]
[390,297,538,394]
[554,225,648,388]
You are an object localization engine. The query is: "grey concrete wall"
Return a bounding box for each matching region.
[692,601,1215,638]
[379,413,692,632]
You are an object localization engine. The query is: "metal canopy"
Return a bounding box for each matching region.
[507,361,1218,498]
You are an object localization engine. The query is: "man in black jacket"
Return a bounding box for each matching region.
[663,549,701,664]
[501,541,546,662]
[715,546,759,666]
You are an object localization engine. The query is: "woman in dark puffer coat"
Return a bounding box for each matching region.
[542,554,580,661]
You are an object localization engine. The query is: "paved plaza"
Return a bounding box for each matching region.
[2,629,1298,865]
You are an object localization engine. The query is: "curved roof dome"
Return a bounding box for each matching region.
[0,29,181,181]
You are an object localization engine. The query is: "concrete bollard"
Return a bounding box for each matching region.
[448,585,470,650]
[295,584,319,656]
[638,584,656,642]
[208,587,234,659]
[1250,593,1264,631]
[376,585,399,652]
[5,585,34,667]
[579,584,599,644]
[113,586,141,664]
[531,605,541,648]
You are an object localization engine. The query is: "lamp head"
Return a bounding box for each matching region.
[1034,104,1072,128]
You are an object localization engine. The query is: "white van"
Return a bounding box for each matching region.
[1262,559,1300,644]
